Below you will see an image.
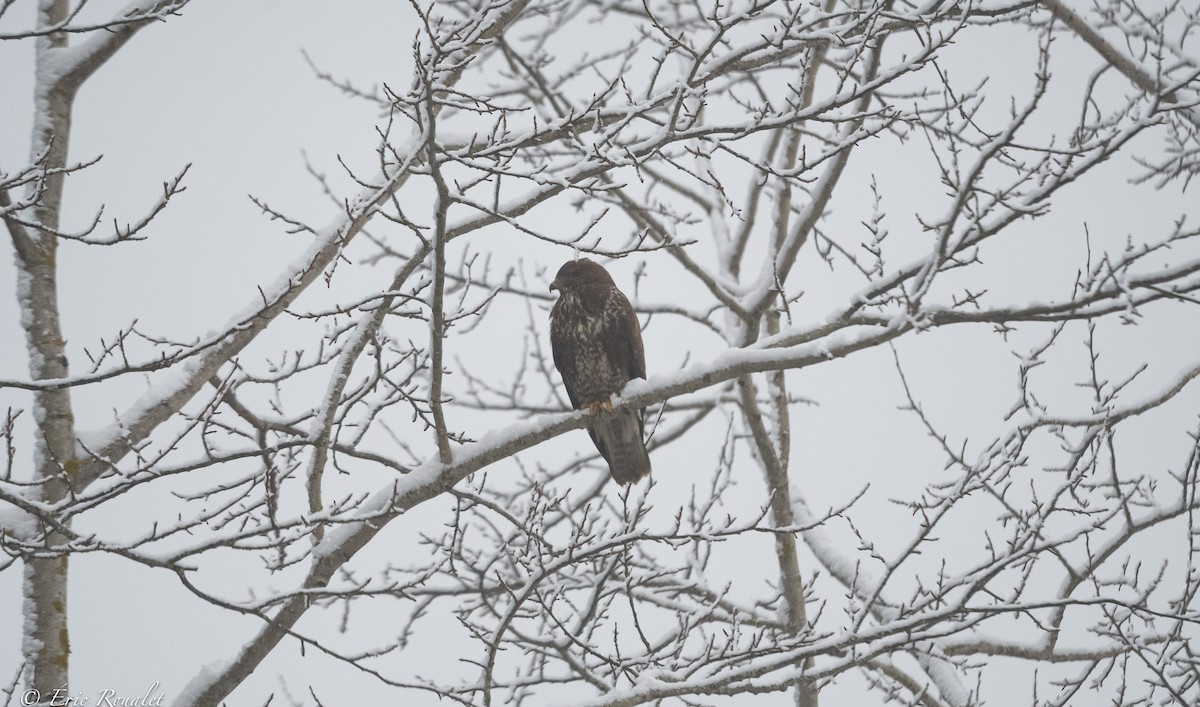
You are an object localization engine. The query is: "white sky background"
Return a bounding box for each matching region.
[1,2,423,702]
[1,0,1199,705]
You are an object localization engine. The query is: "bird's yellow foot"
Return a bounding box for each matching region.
[583,400,613,415]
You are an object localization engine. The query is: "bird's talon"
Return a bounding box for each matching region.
[582,400,614,415]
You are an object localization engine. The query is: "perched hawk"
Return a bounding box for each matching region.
[549,259,651,484]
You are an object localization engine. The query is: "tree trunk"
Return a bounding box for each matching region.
[18,0,78,699]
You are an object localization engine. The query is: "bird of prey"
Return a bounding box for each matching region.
[549,258,651,484]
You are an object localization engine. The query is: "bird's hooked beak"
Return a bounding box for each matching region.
[549,280,559,293]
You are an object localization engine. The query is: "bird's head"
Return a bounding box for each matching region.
[549,258,615,294]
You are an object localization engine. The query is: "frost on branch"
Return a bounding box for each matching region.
[2,0,1199,706]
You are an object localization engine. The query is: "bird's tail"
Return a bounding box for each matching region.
[591,410,651,485]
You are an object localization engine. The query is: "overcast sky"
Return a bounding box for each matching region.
[2,1,1199,704]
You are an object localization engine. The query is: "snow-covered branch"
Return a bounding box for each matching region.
[4,0,1199,704]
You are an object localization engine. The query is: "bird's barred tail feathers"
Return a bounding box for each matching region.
[592,410,651,485]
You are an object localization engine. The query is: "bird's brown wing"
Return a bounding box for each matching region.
[624,293,647,383]
[549,299,582,410]
[594,288,651,483]
[600,289,646,440]
[601,289,646,384]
